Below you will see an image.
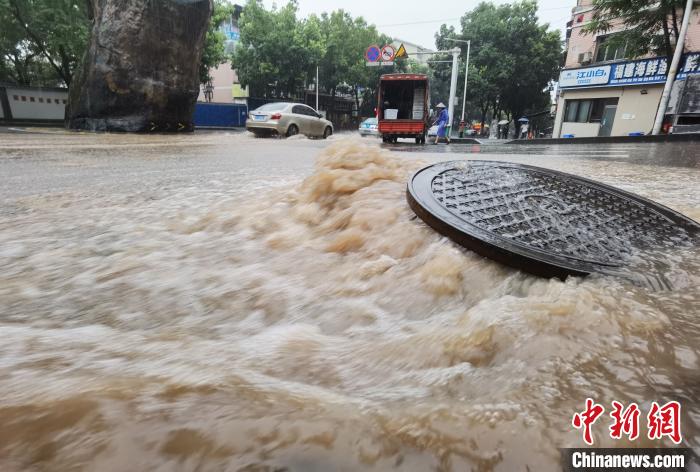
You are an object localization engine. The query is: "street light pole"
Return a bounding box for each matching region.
[448,47,460,137]
[316,66,319,111]
[444,38,472,124]
[652,0,694,134]
[461,40,470,123]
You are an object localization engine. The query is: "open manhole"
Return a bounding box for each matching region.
[407,160,700,279]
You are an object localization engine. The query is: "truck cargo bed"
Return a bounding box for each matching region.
[378,119,426,134]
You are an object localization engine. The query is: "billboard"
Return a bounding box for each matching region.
[559,53,700,89]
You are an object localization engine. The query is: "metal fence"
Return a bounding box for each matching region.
[193,102,248,128]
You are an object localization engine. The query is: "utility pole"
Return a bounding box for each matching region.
[461,41,471,123]
[652,0,694,134]
[445,38,471,123]
[448,48,460,137]
[316,66,319,112]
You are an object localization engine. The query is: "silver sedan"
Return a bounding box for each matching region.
[246,102,334,138]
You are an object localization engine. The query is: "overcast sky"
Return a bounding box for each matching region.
[262,0,578,49]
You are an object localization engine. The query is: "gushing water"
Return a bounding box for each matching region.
[0,135,698,471]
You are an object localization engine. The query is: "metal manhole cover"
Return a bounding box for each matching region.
[407,160,700,279]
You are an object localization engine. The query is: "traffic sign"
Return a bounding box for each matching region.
[381,45,396,62]
[396,43,408,59]
[365,45,381,63]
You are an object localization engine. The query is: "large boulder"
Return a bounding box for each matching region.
[67,0,212,132]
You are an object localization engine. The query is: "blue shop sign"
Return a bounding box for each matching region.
[609,57,669,85]
[559,53,700,89]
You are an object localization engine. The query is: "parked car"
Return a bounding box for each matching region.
[246,102,333,138]
[358,117,379,137]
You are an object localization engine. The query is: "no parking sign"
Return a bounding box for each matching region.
[366,44,396,66]
[365,45,381,64]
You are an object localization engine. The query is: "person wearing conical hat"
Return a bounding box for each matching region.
[433,102,450,145]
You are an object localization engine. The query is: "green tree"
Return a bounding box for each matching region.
[437,1,561,127]
[493,1,560,122]
[314,10,393,115]
[0,0,90,86]
[0,7,39,85]
[582,0,688,60]
[232,0,396,119]
[1,0,229,88]
[232,0,321,98]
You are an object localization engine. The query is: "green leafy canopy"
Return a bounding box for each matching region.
[435,0,562,125]
[231,0,397,111]
[1,0,232,88]
[582,0,689,60]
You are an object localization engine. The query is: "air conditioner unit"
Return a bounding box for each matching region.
[578,52,592,65]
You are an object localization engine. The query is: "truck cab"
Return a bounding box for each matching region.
[377,74,430,144]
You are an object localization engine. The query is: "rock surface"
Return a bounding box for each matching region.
[67,0,212,132]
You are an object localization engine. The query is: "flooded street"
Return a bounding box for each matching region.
[1,130,699,471]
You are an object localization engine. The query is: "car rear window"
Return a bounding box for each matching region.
[256,103,288,112]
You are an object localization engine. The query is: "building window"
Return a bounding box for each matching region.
[55,99,61,104]
[30,97,35,102]
[13,95,19,101]
[595,34,627,63]
[21,96,26,101]
[564,98,619,123]
[565,100,588,122]
[39,97,44,103]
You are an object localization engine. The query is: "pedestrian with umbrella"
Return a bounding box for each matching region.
[518,117,529,139]
[433,102,450,145]
[497,119,509,139]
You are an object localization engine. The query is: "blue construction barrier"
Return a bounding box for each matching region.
[194,102,248,128]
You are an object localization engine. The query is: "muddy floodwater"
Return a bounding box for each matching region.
[1,131,699,471]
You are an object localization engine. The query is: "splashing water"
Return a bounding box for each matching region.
[0,137,699,471]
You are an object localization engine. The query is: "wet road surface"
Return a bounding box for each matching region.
[1,129,699,471]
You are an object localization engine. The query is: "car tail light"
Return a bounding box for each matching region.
[271,113,282,120]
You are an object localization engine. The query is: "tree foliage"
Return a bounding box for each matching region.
[231,0,396,111]
[313,10,395,111]
[582,0,689,60]
[1,0,230,87]
[231,0,321,97]
[435,1,561,126]
[0,0,90,86]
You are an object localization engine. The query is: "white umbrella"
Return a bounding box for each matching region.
[498,120,509,125]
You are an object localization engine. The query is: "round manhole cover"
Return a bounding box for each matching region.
[407,160,700,279]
